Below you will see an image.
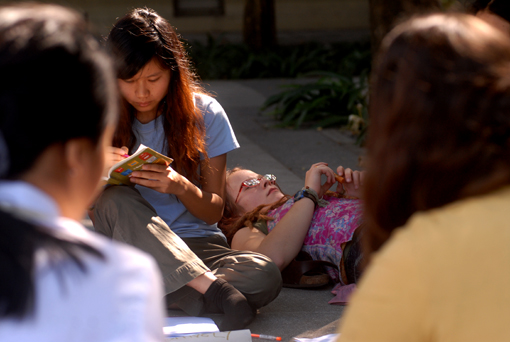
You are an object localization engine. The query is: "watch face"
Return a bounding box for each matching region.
[294,190,305,200]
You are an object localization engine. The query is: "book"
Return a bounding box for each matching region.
[163,317,219,337]
[163,316,252,342]
[164,329,252,341]
[294,334,339,342]
[106,144,173,186]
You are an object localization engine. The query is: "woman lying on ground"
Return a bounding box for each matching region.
[218,163,366,286]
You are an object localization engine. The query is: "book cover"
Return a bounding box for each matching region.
[107,144,173,186]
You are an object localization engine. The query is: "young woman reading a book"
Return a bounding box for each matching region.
[219,163,366,286]
[0,4,165,341]
[92,7,281,329]
[335,13,510,341]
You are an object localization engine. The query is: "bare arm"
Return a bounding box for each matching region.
[231,197,315,270]
[129,154,227,225]
[179,154,226,224]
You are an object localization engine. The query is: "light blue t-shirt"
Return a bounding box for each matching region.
[132,94,239,239]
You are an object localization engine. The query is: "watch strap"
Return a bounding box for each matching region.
[294,188,318,207]
[303,186,330,208]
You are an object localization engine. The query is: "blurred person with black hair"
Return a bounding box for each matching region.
[0,3,165,341]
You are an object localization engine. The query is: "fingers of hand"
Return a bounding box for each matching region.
[129,171,171,194]
[305,174,325,194]
[312,162,328,168]
[130,170,162,181]
[308,163,325,177]
[107,147,127,163]
[323,167,336,184]
[131,163,172,180]
[109,146,127,155]
[359,171,366,185]
[343,168,354,183]
[347,171,357,189]
[130,165,182,195]
[351,170,366,190]
[319,181,333,198]
[334,167,365,193]
[129,177,159,187]
[334,173,345,184]
[336,166,353,185]
[335,183,345,195]
[140,163,169,172]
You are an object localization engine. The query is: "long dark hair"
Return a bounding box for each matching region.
[107,7,208,184]
[0,4,116,318]
[363,13,510,255]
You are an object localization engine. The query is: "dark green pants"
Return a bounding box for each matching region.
[93,185,282,315]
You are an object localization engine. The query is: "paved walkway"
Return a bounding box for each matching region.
[204,79,365,193]
[199,79,366,341]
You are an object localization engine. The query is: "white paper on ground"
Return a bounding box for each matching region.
[164,329,252,341]
[163,316,219,337]
[294,333,339,342]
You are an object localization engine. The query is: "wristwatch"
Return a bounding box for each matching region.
[293,188,318,207]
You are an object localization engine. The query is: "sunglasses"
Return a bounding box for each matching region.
[235,174,276,203]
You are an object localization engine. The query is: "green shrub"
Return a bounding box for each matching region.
[185,35,371,145]
[185,35,371,80]
[260,71,369,144]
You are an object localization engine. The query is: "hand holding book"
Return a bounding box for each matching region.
[106,144,173,186]
[109,146,130,166]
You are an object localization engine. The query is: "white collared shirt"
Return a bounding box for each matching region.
[0,181,165,342]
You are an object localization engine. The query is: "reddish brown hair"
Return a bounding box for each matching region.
[218,167,289,243]
[364,13,510,255]
[107,7,208,183]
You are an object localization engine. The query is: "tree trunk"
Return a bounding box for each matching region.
[243,0,277,50]
[369,0,441,55]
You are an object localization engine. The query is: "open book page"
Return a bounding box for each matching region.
[164,316,219,337]
[163,317,251,341]
[164,329,251,341]
[107,144,173,185]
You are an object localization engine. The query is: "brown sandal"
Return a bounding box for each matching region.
[281,251,337,288]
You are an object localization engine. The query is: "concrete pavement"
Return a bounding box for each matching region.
[204,78,364,194]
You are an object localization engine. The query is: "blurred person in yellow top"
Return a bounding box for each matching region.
[336,13,510,342]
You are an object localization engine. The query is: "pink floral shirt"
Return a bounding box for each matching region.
[266,195,363,283]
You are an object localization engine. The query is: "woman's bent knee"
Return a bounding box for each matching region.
[96,185,140,210]
[219,253,282,309]
[248,256,282,308]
